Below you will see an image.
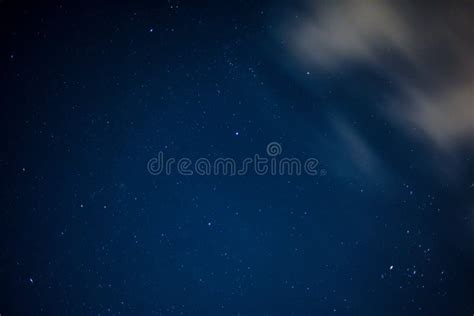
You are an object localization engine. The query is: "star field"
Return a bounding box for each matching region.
[1,0,474,315]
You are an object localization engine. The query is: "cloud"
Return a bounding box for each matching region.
[394,76,474,152]
[331,117,387,178]
[282,0,474,153]
[285,0,414,68]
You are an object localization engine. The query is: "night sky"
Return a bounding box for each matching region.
[1,0,474,315]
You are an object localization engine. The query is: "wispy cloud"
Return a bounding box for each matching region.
[282,0,474,153]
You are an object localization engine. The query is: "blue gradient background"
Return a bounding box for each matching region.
[1,1,473,315]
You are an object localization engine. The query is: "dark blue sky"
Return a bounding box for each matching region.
[1,0,473,315]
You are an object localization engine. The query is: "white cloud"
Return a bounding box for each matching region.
[286,0,414,68]
[283,0,474,153]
